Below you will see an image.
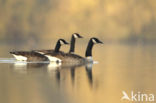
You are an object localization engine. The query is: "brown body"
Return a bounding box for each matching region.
[10,51,49,61]
[45,52,86,65]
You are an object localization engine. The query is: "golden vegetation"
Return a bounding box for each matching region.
[0,0,156,43]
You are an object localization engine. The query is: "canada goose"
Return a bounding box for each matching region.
[45,37,103,65]
[69,33,83,53]
[10,39,69,61]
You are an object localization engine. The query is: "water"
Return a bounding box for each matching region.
[0,44,156,103]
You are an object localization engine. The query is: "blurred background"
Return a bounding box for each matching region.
[0,0,156,46]
[0,1,156,103]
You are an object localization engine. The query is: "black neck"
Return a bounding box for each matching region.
[85,40,94,57]
[54,41,61,52]
[69,36,75,53]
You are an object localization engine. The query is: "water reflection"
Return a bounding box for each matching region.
[85,63,93,87]
[55,69,61,85]
[1,44,156,103]
[69,63,94,87]
[10,60,95,89]
[70,67,75,85]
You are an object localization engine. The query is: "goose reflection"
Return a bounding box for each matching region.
[12,61,27,74]
[12,61,28,74]
[55,69,61,86]
[12,60,94,89]
[68,63,93,87]
[85,63,93,87]
[70,67,76,85]
[47,62,61,71]
[48,62,85,85]
[61,63,85,85]
[12,61,49,74]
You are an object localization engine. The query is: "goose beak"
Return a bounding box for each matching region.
[98,40,103,44]
[79,35,83,38]
[65,42,69,45]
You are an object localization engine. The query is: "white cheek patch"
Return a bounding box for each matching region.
[45,55,62,62]
[12,54,27,61]
[73,34,78,38]
[92,39,97,44]
[60,40,64,45]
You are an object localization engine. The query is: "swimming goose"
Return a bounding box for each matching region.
[45,37,103,65]
[10,39,69,61]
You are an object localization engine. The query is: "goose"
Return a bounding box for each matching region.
[10,39,69,61]
[45,37,103,65]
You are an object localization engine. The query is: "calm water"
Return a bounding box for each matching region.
[0,44,156,103]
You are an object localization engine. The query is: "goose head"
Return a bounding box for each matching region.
[85,37,103,59]
[54,39,69,52]
[72,33,83,38]
[91,37,103,44]
[58,39,69,45]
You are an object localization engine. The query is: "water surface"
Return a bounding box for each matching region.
[0,44,156,103]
